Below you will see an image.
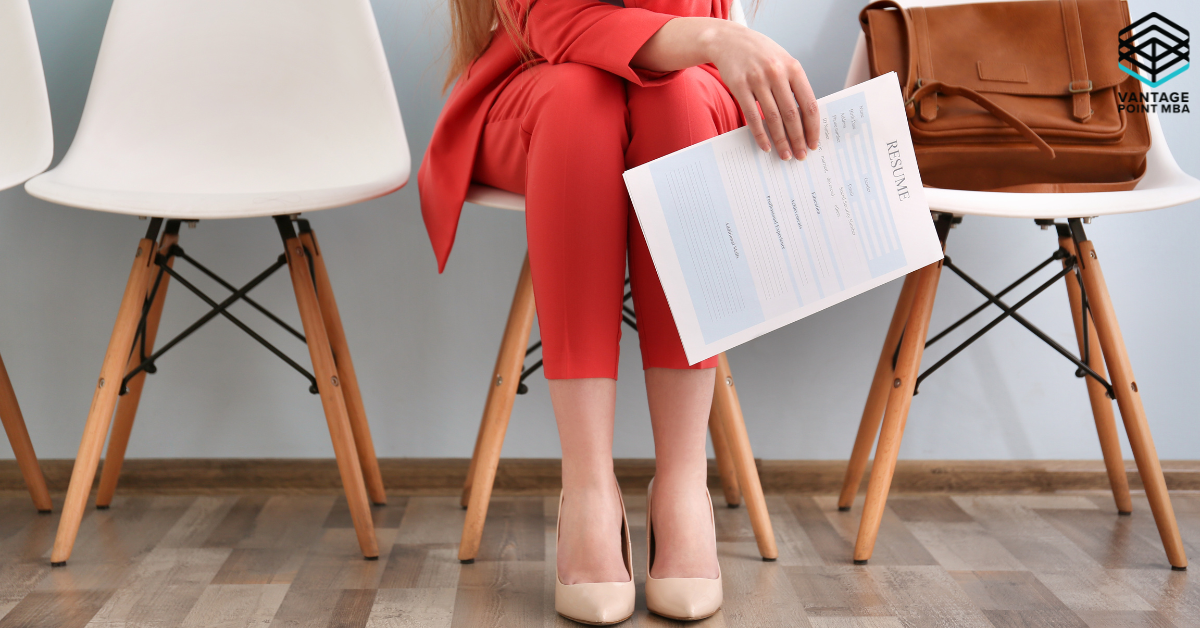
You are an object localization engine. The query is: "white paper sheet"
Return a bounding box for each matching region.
[623,72,943,364]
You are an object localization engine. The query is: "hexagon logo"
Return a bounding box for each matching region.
[1119,12,1190,88]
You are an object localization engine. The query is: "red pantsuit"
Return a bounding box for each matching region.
[474,63,738,378]
[420,0,737,378]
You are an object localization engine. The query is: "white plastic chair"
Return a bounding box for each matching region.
[837,0,1198,571]
[0,0,53,514]
[25,0,410,565]
[455,0,779,564]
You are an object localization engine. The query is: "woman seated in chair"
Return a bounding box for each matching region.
[420,0,818,622]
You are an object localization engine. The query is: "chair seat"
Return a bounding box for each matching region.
[922,109,1200,220]
[926,173,1200,219]
[466,184,526,212]
[25,171,408,220]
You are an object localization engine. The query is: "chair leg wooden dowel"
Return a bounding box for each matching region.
[713,353,778,560]
[838,273,919,511]
[709,401,742,508]
[1074,233,1187,570]
[299,225,387,506]
[0,352,52,512]
[1060,234,1132,515]
[96,226,179,508]
[459,253,537,563]
[854,261,942,564]
[51,228,161,565]
[280,222,378,559]
[461,409,487,509]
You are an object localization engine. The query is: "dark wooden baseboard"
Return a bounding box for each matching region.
[757,459,1200,493]
[3,458,1198,495]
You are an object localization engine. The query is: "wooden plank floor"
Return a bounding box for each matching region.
[0,490,1196,627]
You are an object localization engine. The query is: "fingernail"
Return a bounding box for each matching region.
[780,149,791,160]
[798,149,807,161]
[761,144,771,152]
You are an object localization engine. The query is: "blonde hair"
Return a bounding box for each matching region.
[445,0,529,91]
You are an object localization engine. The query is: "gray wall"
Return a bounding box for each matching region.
[2,0,1197,462]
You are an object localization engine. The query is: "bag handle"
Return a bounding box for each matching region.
[909,81,1056,158]
[859,0,1056,158]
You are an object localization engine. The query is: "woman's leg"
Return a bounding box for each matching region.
[549,378,626,584]
[473,62,633,584]
[645,368,719,578]
[626,67,741,579]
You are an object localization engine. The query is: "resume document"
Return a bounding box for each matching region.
[624,73,943,364]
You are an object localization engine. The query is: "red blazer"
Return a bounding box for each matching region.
[418,0,731,272]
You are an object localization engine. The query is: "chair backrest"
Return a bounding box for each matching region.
[0,0,53,192]
[27,0,409,214]
[843,0,1200,213]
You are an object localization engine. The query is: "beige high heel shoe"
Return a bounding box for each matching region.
[554,483,635,625]
[645,478,723,621]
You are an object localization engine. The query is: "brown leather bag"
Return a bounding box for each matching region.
[860,0,1150,192]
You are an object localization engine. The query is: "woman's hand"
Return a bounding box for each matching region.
[703,21,819,160]
[632,17,820,161]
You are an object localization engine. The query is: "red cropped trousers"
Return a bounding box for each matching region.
[472,62,740,379]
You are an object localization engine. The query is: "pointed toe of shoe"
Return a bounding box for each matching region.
[555,579,635,625]
[645,574,723,621]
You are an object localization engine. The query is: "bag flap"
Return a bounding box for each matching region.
[865,0,1130,97]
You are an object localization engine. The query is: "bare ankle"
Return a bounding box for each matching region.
[561,463,618,490]
[556,484,630,585]
[648,480,719,580]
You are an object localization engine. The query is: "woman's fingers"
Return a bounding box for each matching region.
[770,74,807,160]
[710,28,822,157]
[724,51,820,158]
[754,80,791,160]
[734,89,772,154]
[790,67,821,151]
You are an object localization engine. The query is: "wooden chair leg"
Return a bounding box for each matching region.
[1073,230,1187,570]
[713,353,778,560]
[854,261,942,564]
[95,224,180,508]
[1059,234,1132,515]
[459,252,536,563]
[708,401,741,507]
[460,408,487,508]
[838,273,919,510]
[279,219,378,559]
[0,352,52,512]
[51,223,162,565]
[298,224,386,506]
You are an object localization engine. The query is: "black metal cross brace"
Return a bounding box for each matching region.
[120,237,320,396]
[910,222,1114,398]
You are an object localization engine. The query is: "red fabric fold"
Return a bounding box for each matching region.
[418,0,730,272]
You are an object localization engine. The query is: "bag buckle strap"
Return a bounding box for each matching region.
[1068,80,1094,94]
[904,78,924,105]
[1061,0,1093,122]
[904,78,923,116]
